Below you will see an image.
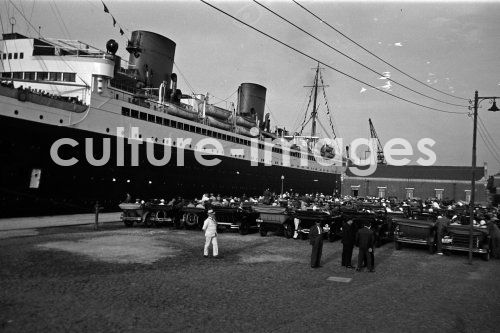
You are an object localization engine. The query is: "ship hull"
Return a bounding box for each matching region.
[0,115,340,217]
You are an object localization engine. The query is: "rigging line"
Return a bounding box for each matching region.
[173,62,196,95]
[299,113,314,134]
[316,116,335,139]
[7,0,89,87]
[200,0,467,115]
[292,0,469,102]
[477,127,500,165]
[318,69,339,138]
[478,115,500,153]
[292,94,310,133]
[211,88,238,104]
[48,2,66,39]
[265,103,279,125]
[52,0,72,40]
[0,14,13,72]
[254,0,468,108]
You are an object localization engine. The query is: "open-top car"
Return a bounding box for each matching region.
[253,204,294,238]
[119,202,145,227]
[212,206,259,235]
[441,224,491,261]
[142,202,182,228]
[294,209,332,240]
[393,216,437,254]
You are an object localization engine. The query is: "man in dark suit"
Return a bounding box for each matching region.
[341,219,356,268]
[355,221,375,272]
[309,221,323,268]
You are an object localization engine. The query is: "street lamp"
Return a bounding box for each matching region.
[281,175,285,197]
[468,91,499,264]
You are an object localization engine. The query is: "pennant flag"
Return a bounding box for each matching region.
[120,28,124,36]
[103,2,109,13]
[112,17,116,27]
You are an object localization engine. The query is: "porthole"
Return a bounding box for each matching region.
[14,110,18,115]
[59,119,63,124]
[39,115,43,120]
[138,134,142,139]
[106,128,110,133]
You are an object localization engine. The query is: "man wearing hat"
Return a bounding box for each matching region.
[202,209,219,258]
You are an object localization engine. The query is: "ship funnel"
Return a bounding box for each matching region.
[237,83,266,124]
[126,30,176,88]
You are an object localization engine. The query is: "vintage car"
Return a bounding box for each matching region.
[441,224,491,261]
[119,202,145,227]
[212,206,259,235]
[294,209,332,240]
[393,216,437,254]
[253,205,294,238]
[142,201,182,228]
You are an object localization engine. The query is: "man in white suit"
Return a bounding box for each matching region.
[202,209,219,258]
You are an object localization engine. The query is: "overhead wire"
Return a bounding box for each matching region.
[478,115,500,153]
[477,125,500,165]
[200,0,467,115]
[292,0,470,102]
[254,0,468,109]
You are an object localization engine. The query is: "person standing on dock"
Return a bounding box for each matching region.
[202,209,219,258]
[341,219,356,268]
[309,221,324,268]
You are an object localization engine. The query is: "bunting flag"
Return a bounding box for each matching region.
[101,0,127,38]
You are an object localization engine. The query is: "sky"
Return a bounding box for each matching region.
[3,0,500,174]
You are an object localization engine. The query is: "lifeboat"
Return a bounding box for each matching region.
[167,106,198,121]
[230,115,257,128]
[206,104,232,120]
[206,116,232,131]
[235,126,258,137]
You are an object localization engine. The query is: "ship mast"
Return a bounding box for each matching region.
[311,64,319,138]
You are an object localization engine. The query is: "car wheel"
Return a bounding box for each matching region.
[395,241,402,250]
[259,226,267,237]
[483,251,490,261]
[283,222,294,239]
[239,222,249,235]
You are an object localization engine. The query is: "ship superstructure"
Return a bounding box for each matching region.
[0,30,342,216]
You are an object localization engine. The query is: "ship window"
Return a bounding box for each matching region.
[8,53,12,59]
[121,107,130,116]
[207,130,212,137]
[162,118,169,126]
[171,120,177,127]
[38,72,48,81]
[196,127,201,134]
[49,72,60,81]
[258,144,264,150]
[131,109,138,118]
[176,122,183,130]
[139,112,147,120]
[19,53,23,59]
[2,54,6,60]
[1,72,10,78]
[201,128,207,135]
[25,72,36,80]
[147,114,155,122]
[63,73,76,82]
[156,116,162,124]
[13,53,18,59]
[13,72,23,79]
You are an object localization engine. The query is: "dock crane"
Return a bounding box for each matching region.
[369,118,386,164]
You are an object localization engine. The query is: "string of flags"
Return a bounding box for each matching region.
[319,71,337,139]
[102,0,125,36]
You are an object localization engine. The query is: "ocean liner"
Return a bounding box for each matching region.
[0,29,343,217]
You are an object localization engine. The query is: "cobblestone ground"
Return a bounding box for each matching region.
[1,223,500,332]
